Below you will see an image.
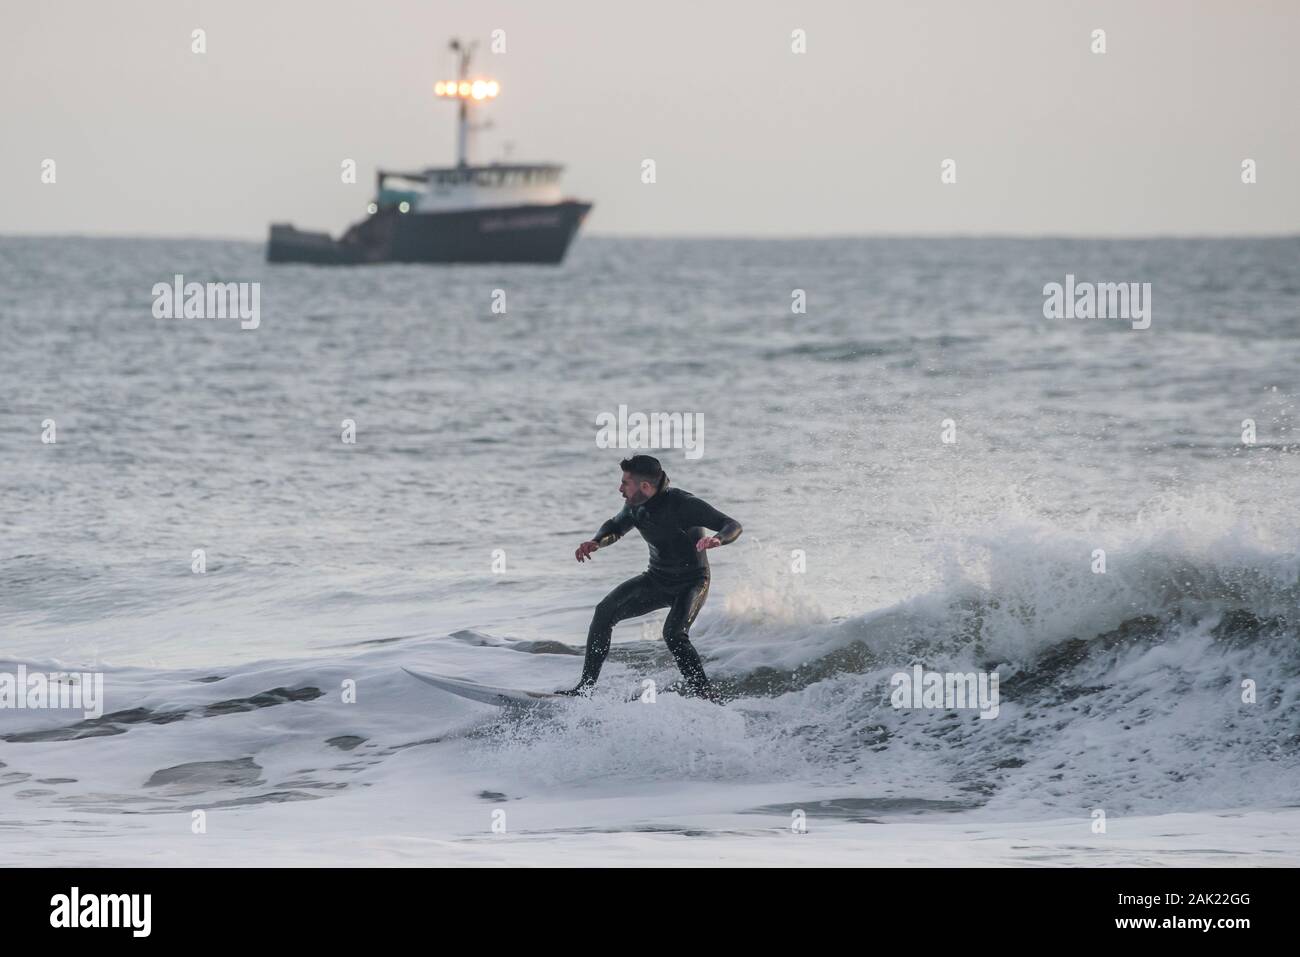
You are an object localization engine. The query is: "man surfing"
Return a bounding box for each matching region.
[560,454,742,702]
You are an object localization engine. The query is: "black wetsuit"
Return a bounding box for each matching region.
[571,479,741,697]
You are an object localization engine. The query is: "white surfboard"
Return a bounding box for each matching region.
[403,667,564,708]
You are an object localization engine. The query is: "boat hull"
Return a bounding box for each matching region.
[267,201,591,265]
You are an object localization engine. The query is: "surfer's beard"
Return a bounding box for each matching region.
[624,488,650,507]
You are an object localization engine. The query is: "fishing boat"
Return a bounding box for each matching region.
[267,39,592,265]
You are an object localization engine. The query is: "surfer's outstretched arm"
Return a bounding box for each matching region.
[680,496,742,550]
[576,506,635,561]
[593,505,635,546]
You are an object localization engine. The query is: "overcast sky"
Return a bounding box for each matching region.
[2,0,1297,239]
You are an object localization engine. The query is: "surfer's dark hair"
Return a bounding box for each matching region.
[620,454,665,488]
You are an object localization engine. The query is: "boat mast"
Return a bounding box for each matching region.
[437,39,499,168]
[451,39,472,167]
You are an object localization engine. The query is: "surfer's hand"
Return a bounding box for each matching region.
[575,540,600,562]
[696,535,722,552]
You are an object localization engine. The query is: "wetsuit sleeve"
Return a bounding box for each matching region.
[591,506,635,548]
[678,495,742,545]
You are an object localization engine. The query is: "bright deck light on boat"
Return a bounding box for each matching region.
[398,201,410,213]
[367,202,378,214]
[435,78,498,99]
